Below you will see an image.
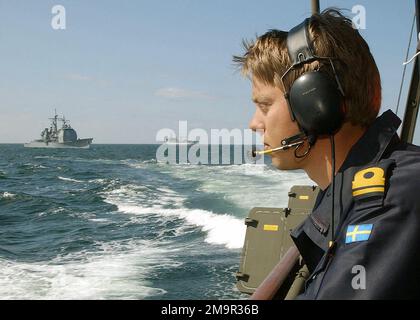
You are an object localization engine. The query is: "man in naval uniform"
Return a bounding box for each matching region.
[234,9,420,299]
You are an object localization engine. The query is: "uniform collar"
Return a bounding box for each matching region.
[340,109,401,171]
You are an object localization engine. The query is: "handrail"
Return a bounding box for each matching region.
[249,246,300,300]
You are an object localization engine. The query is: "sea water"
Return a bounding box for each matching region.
[0,144,312,299]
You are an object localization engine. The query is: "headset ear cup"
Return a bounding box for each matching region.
[289,71,344,136]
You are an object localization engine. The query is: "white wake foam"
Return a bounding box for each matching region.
[58,176,84,183]
[103,163,313,250]
[171,208,245,249]
[159,164,314,209]
[103,185,246,250]
[22,163,48,169]
[0,239,178,300]
[1,192,16,199]
[117,204,245,249]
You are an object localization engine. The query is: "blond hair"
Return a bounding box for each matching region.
[233,9,381,127]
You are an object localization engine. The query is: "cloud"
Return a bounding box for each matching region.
[65,73,92,81]
[155,87,215,100]
[64,73,110,86]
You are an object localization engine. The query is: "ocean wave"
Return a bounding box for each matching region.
[58,176,84,183]
[142,159,157,164]
[28,163,48,169]
[100,167,312,250]
[104,184,184,209]
[34,156,115,164]
[157,163,314,209]
[124,159,157,169]
[88,218,110,223]
[37,206,70,217]
[1,192,17,200]
[106,194,245,250]
[171,208,245,249]
[87,178,108,184]
[105,185,147,201]
[110,203,159,215]
[0,239,177,299]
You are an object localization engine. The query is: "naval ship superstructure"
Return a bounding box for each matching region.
[24,111,93,149]
[164,137,199,145]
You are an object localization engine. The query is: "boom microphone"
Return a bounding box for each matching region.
[252,141,304,156]
[251,132,309,157]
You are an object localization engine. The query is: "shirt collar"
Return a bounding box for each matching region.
[340,109,401,171]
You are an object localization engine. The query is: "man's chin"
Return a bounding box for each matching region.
[271,158,299,170]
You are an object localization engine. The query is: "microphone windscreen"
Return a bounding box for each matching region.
[246,146,261,162]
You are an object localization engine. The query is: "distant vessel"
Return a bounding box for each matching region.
[164,137,199,145]
[24,111,93,149]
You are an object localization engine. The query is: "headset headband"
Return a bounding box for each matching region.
[287,18,315,67]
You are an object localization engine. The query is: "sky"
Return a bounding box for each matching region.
[0,0,419,144]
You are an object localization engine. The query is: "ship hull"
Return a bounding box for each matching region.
[24,138,93,149]
[164,142,198,146]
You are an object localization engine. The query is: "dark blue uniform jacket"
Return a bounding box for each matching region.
[291,110,420,299]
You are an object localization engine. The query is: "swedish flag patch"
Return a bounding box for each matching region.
[345,224,373,244]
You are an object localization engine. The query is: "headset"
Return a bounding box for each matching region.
[251,17,346,245]
[284,17,345,138]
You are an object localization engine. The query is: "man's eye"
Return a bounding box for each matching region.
[258,104,269,113]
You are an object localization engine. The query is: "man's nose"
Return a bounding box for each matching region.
[249,110,264,133]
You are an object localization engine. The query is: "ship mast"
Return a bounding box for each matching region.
[311,0,320,14]
[401,0,420,143]
[49,109,58,134]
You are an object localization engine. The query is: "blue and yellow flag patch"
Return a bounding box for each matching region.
[345,224,373,244]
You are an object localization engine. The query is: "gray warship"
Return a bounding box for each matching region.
[24,111,93,149]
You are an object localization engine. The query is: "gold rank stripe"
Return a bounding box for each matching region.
[352,186,384,196]
[299,195,309,200]
[263,224,279,231]
[352,184,384,191]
